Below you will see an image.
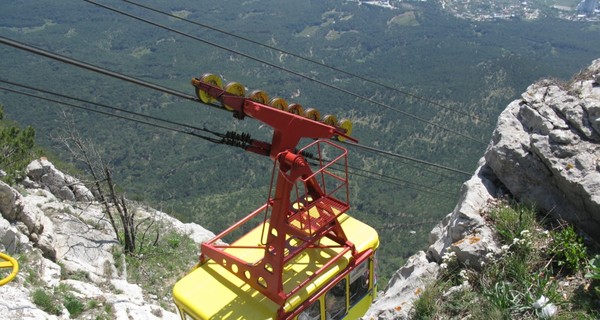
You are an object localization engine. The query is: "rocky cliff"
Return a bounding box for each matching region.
[0,159,216,319]
[1,58,599,319]
[364,58,600,319]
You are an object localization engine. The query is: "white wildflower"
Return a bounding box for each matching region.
[542,230,550,237]
[533,295,558,318]
[440,263,448,269]
[533,295,549,309]
[533,295,558,319]
[442,251,456,263]
[540,303,557,318]
[501,244,510,252]
[512,237,521,245]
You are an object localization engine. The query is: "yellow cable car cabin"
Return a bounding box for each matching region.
[174,75,380,319]
[173,213,379,320]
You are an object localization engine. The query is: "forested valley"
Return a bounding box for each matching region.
[1,0,599,282]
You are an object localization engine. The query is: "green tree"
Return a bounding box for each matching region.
[0,104,36,183]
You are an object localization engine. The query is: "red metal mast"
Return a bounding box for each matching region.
[191,76,359,315]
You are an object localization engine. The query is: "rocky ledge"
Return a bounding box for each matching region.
[364,58,600,319]
[0,159,215,319]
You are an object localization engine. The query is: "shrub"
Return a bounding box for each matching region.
[549,225,587,273]
[586,255,600,280]
[488,202,536,245]
[0,104,37,183]
[64,294,85,318]
[32,289,61,315]
[414,203,599,319]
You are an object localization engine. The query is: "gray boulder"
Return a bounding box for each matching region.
[0,181,23,221]
[25,158,94,202]
[485,59,600,238]
[366,58,600,319]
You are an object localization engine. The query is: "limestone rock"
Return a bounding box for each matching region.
[427,163,502,267]
[0,181,56,260]
[364,251,440,319]
[19,197,44,238]
[0,163,192,319]
[0,285,60,320]
[365,58,600,318]
[485,59,600,238]
[0,217,26,254]
[25,159,94,202]
[108,279,178,319]
[0,181,23,221]
[136,205,216,245]
[25,190,119,282]
[37,214,57,261]
[61,279,105,300]
[365,162,505,318]
[40,257,62,288]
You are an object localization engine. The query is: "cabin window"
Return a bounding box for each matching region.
[349,259,370,306]
[325,278,347,320]
[298,299,321,320]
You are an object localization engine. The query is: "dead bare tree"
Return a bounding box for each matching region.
[53,113,138,254]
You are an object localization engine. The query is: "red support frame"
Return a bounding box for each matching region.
[192,78,359,311]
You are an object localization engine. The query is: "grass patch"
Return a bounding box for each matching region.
[124,230,197,309]
[32,288,62,315]
[388,12,420,27]
[64,293,85,317]
[30,283,98,318]
[550,225,587,273]
[412,202,600,319]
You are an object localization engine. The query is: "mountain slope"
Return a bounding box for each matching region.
[365,57,600,319]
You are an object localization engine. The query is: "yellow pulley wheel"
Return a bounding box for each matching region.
[337,119,353,142]
[269,97,288,112]
[196,73,223,104]
[224,82,245,111]
[249,90,269,104]
[0,252,19,286]
[288,103,304,116]
[304,108,321,121]
[322,114,338,127]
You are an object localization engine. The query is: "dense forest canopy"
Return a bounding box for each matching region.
[1,0,599,281]
[0,105,36,183]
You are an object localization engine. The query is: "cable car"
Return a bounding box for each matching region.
[173,74,379,319]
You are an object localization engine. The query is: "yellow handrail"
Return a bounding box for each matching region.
[0,252,19,286]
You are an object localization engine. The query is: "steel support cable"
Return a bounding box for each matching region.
[344,166,456,199]
[121,0,492,126]
[350,147,466,183]
[346,168,455,200]
[303,153,455,197]
[0,37,473,179]
[0,36,207,105]
[303,158,453,198]
[343,141,473,177]
[0,85,224,144]
[1,78,442,187]
[320,161,455,199]
[82,0,488,146]
[2,83,452,193]
[0,78,226,139]
[345,164,457,197]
